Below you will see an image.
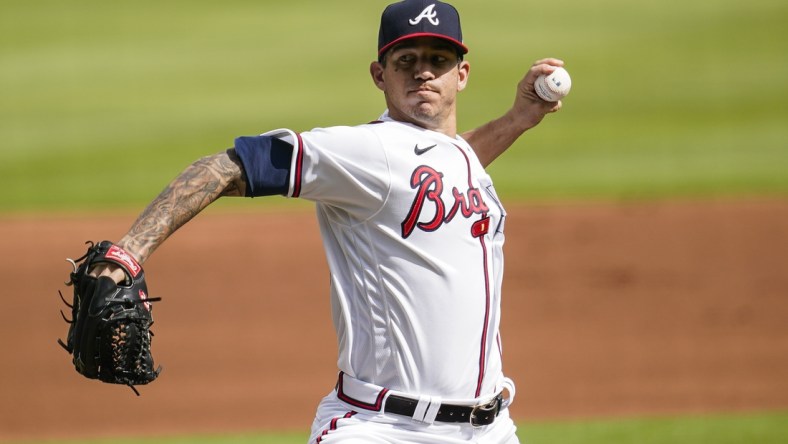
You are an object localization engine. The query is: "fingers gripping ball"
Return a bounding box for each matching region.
[57,241,162,395]
[535,67,572,102]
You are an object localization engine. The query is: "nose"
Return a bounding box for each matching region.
[414,59,436,80]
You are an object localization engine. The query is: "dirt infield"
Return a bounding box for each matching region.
[1,198,787,442]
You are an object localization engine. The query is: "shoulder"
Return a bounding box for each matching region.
[303,124,383,146]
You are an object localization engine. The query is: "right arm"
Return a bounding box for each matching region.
[461,58,565,167]
[94,148,247,280]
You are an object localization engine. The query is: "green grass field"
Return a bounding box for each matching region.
[14,411,788,444]
[2,0,787,442]
[2,0,786,212]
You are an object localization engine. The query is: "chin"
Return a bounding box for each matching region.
[410,104,439,122]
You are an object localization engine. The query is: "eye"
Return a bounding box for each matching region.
[431,55,449,66]
[397,54,416,66]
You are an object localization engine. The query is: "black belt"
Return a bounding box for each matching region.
[384,393,504,427]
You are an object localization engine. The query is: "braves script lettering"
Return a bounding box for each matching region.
[401,165,489,238]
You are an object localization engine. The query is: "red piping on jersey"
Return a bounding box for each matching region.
[475,234,491,397]
[292,132,305,198]
[452,144,492,398]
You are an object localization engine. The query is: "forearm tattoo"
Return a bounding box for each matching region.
[119,149,246,263]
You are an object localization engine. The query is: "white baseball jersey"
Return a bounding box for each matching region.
[259,111,508,400]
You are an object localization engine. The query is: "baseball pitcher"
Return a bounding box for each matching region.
[58,1,566,442]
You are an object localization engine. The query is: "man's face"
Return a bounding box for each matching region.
[371,37,469,133]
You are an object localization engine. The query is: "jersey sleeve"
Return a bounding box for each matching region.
[260,126,391,219]
[234,135,293,197]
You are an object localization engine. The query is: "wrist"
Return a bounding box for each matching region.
[117,237,147,265]
[503,107,535,134]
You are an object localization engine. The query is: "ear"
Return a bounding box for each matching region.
[457,60,470,92]
[370,61,385,91]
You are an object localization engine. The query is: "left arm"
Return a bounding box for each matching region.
[462,58,565,167]
[90,149,247,283]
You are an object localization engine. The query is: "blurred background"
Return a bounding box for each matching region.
[2,0,786,211]
[1,0,787,443]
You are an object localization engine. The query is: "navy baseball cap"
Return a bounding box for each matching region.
[378,0,468,58]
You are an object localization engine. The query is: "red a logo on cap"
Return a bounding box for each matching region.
[410,4,440,26]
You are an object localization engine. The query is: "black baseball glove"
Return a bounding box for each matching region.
[58,240,162,395]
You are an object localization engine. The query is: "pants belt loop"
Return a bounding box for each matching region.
[412,395,430,422]
[501,377,516,409]
[412,395,443,424]
[423,396,442,424]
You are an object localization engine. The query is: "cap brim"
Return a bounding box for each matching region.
[378,33,469,57]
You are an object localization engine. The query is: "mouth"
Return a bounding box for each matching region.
[411,86,439,97]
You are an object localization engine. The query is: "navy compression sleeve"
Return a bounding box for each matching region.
[234,135,293,197]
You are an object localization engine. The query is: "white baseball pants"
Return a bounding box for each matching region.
[309,375,519,444]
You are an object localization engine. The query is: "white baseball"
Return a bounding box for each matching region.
[534,67,572,102]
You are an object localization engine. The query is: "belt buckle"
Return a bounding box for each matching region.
[469,394,502,427]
